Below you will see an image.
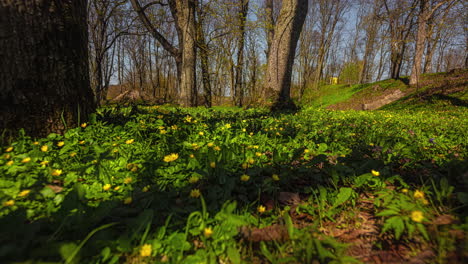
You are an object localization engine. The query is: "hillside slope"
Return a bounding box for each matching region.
[305,69,467,111]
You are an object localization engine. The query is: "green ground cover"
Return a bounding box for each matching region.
[1,105,467,263]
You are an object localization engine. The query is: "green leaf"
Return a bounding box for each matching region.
[226,244,241,264]
[332,187,352,208]
[59,242,79,264]
[376,209,399,217]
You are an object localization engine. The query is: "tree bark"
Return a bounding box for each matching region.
[172,0,197,106]
[409,0,428,85]
[0,0,95,138]
[263,0,308,110]
[234,0,249,107]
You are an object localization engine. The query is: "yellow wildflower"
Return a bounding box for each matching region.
[402,188,409,193]
[225,123,231,129]
[253,145,259,149]
[4,154,11,159]
[190,189,201,198]
[160,130,167,134]
[163,153,179,162]
[248,158,255,165]
[70,152,77,157]
[421,198,429,205]
[103,184,111,191]
[189,154,195,158]
[124,197,132,204]
[3,200,14,207]
[241,163,248,169]
[33,141,39,145]
[140,244,152,257]
[125,139,134,144]
[207,142,214,148]
[124,177,133,184]
[411,210,424,223]
[40,160,49,166]
[414,190,425,199]
[57,141,65,147]
[257,205,266,213]
[272,174,280,181]
[199,131,204,136]
[255,152,262,157]
[113,186,121,191]
[188,175,200,184]
[51,169,62,176]
[142,185,150,192]
[6,147,13,152]
[204,227,213,238]
[21,157,31,163]
[304,149,310,154]
[18,190,31,197]
[81,123,87,128]
[371,170,380,177]
[214,146,221,151]
[240,174,250,182]
[210,161,216,168]
[79,140,85,144]
[41,145,48,152]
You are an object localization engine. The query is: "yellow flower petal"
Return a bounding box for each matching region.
[190,189,201,198]
[204,227,213,238]
[140,244,152,257]
[257,205,266,213]
[18,190,31,197]
[414,190,425,199]
[411,210,424,223]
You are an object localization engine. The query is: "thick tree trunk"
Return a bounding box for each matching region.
[0,0,95,138]
[263,0,308,110]
[410,0,428,85]
[173,0,197,106]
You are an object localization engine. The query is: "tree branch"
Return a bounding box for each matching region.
[129,0,179,58]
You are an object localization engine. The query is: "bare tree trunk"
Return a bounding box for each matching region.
[234,0,249,107]
[0,0,95,138]
[263,0,308,110]
[173,0,197,106]
[195,0,212,107]
[410,0,428,85]
[265,0,275,57]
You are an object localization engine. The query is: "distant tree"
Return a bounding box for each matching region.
[263,0,308,110]
[88,0,128,105]
[409,0,458,85]
[0,0,95,137]
[130,0,197,106]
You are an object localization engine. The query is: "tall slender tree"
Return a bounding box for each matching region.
[0,0,95,137]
